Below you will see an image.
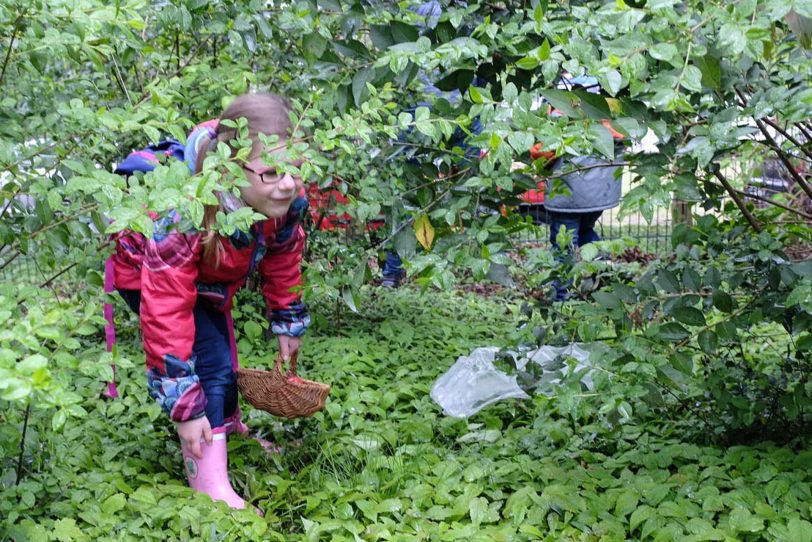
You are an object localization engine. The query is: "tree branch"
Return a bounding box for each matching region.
[762,118,812,162]
[754,118,812,201]
[723,184,812,220]
[712,169,762,233]
[736,87,812,201]
[0,12,26,88]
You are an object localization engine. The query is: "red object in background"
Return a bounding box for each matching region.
[520,142,556,205]
[307,181,384,231]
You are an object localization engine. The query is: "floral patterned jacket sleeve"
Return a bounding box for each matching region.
[259,195,311,337]
[140,215,207,422]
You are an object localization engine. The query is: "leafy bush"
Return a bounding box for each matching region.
[514,210,812,446]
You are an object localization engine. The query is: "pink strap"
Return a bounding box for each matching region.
[104,257,116,351]
[103,256,119,399]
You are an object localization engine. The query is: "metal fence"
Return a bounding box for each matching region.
[0,251,41,286]
[513,202,674,255]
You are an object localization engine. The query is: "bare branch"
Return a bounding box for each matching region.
[712,169,762,233]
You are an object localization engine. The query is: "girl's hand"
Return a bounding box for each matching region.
[176,416,212,459]
[278,335,301,361]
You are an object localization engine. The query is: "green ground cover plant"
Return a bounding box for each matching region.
[2,1,811,540]
[3,286,812,541]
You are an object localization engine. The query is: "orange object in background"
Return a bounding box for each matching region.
[521,125,623,206]
[521,142,555,205]
[530,142,555,162]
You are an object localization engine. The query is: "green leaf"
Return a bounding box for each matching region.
[370,24,394,50]
[656,270,681,293]
[538,39,551,60]
[697,330,717,354]
[604,69,622,95]
[541,89,581,118]
[728,508,764,533]
[515,52,540,71]
[697,54,722,89]
[683,267,702,292]
[18,354,48,374]
[53,518,85,542]
[102,493,127,515]
[715,321,739,343]
[650,43,678,63]
[672,307,705,326]
[580,243,599,261]
[712,290,735,313]
[787,518,812,542]
[244,320,262,340]
[657,323,690,341]
[630,505,655,532]
[593,291,623,310]
[391,21,418,43]
[352,67,375,106]
[680,65,703,92]
[341,287,360,313]
[576,90,612,119]
[2,378,32,401]
[797,334,812,352]
[469,85,484,104]
[589,123,615,159]
[615,491,639,517]
[303,32,328,61]
[719,24,746,55]
[52,410,67,431]
[469,497,488,526]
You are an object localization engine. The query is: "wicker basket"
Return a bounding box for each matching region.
[236,352,330,419]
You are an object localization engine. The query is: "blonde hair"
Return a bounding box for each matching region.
[194,93,293,265]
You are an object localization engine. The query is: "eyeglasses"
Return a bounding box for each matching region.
[243,160,303,185]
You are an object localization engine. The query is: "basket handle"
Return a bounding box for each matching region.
[273,351,299,376]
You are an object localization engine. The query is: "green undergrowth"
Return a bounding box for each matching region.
[3,287,812,541]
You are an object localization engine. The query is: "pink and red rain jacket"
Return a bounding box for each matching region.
[111,121,309,421]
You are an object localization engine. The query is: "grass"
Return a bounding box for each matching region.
[3,286,812,541]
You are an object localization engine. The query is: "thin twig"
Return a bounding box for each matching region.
[762,118,812,162]
[15,402,31,485]
[736,88,812,201]
[754,118,812,200]
[371,185,455,253]
[729,187,812,220]
[0,12,26,88]
[0,203,100,272]
[111,52,133,106]
[712,169,762,232]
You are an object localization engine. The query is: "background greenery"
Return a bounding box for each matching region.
[3,288,812,541]
[2,0,812,539]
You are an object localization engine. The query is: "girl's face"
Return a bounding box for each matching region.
[240,143,303,219]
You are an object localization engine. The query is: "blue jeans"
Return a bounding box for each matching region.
[548,210,603,250]
[547,211,603,301]
[382,251,404,280]
[119,290,238,428]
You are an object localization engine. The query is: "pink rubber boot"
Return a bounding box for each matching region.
[181,431,247,510]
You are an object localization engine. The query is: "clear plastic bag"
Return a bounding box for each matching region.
[520,343,595,395]
[430,347,530,418]
[431,343,594,418]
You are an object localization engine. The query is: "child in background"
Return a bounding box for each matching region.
[111,93,310,510]
[537,75,626,300]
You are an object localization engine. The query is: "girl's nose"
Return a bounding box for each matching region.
[278,173,296,191]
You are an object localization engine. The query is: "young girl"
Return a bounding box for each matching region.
[111,93,309,510]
